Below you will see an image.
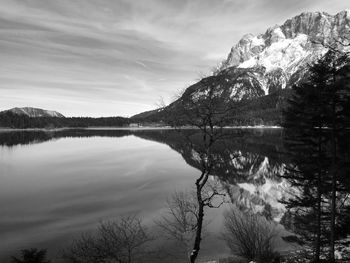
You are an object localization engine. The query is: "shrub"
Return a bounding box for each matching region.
[222,207,280,263]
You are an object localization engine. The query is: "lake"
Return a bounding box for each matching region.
[0,128,290,262]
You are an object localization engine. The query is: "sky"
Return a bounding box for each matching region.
[0,0,349,117]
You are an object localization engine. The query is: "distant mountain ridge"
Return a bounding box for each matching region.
[2,107,65,118]
[132,10,350,124]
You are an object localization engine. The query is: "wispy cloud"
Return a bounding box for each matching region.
[0,0,348,116]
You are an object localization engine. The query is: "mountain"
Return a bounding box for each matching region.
[219,9,350,92]
[3,107,65,118]
[132,10,350,125]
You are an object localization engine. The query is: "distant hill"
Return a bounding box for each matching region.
[3,107,65,118]
[0,109,129,129]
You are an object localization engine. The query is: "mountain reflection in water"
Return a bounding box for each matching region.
[0,128,291,262]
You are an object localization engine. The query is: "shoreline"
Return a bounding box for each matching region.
[0,125,282,132]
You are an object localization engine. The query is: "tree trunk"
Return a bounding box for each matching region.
[315,170,322,263]
[329,136,337,262]
[330,151,336,262]
[329,71,337,263]
[315,133,322,263]
[190,193,204,263]
[190,153,211,263]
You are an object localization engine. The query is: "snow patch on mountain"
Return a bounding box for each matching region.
[239,34,310,73]
[251,36,265,47]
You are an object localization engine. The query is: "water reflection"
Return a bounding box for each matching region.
[0,129,132,146]
[133,129,289,220]
[0,129,290,218]
[0,129,289,262]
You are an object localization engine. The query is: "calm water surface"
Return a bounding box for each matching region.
[0,128,288,262]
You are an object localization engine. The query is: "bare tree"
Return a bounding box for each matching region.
[155,95,167,110]
[63,215,153,263]
[160,73,239,263]
[222,207,279,263]
[155,191,199,259]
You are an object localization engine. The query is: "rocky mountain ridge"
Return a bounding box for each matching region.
[219,9,350,94]
[132,10,350,124]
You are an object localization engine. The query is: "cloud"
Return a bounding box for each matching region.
[0,0,349,116]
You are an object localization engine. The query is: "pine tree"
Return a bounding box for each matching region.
[283,80,328,262]
[282,50,350,262]
[313,51,350,262]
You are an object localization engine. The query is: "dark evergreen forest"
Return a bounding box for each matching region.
[0,111,130,128]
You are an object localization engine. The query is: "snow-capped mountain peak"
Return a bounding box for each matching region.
[219,10,349,95]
